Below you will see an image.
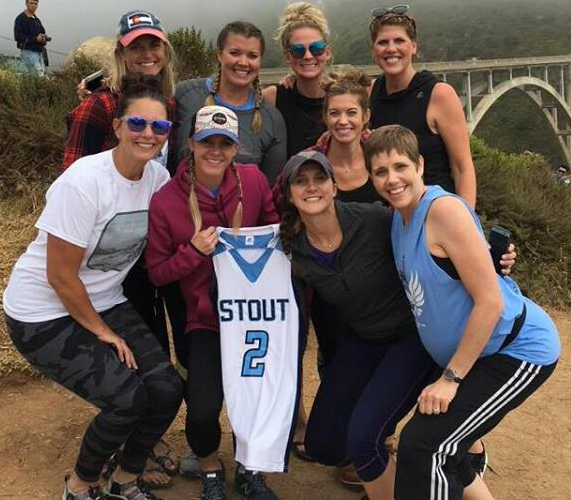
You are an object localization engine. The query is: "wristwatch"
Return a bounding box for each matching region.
[443,367,463,384]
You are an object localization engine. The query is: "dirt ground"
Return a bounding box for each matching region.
[0,311,569,500]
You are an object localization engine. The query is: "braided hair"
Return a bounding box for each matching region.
[204,21,265,133]
[187,112,244,237]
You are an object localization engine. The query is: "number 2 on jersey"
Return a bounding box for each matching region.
[241,330,268,377]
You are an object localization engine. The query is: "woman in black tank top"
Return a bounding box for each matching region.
[314,71,380,204]
[262,2,331,157]
[367,7,477,207]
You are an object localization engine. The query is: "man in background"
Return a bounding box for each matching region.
[555,164,569,182]
[14,0,48,76]
[556,165,571,187]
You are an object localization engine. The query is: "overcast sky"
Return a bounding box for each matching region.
[1,0,293,68]
[0,0,548,69]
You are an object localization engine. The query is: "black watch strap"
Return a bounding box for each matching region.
[443,367,463,384]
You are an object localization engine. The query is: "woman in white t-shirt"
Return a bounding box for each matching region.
[2,75,182,500]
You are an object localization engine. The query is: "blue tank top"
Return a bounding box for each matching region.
[391,185,559,367]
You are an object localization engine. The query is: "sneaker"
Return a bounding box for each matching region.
[201,469,226,500]
[234,469,278,500]
[336,464,363,490]
[107,478,164,500]
[468,447,488,477]
[179,448,202,479]
[62,475,106,500]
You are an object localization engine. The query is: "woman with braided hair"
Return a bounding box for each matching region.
[174,21,287,186]
[146,106,281,500]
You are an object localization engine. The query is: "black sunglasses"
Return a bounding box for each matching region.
[371,5,410,17]
[123,115,172,135]
[286,40,328,59]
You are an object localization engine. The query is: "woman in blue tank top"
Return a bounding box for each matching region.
[365,124,560,500]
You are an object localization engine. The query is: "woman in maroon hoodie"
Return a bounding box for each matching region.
[145,105,279,500]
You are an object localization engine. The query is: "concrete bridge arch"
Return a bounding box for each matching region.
[468,76,571,165]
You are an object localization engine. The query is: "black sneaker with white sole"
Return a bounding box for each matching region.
[234,469,278,500]
[201,469,226,500]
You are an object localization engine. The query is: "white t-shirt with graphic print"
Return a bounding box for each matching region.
[3,149,169,323]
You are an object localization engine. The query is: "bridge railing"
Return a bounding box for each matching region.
[258,54,571,85]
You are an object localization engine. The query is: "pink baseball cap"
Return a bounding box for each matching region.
[118,11,168,47]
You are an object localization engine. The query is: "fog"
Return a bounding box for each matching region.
[0,0,562,69]
[1,0,290,67]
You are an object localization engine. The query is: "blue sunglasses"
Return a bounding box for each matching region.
[286,40,328,59]
[123,115,172,135]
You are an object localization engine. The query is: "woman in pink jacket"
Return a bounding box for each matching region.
[145,105,279,500]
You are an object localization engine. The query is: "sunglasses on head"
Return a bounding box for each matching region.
[123,115,172,135]
[286,40,328,59]
[371,5,410,17]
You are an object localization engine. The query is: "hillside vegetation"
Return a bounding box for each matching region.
[258,0,571,66]
[1,21,570,374]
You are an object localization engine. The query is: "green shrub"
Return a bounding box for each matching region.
[169,27,216,81]
[472,136,571,307]
[0,70,75,198]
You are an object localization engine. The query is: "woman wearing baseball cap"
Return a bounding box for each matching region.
[62,9,179,488]
[278,149,516,500]
[64,10,176,170]
[146,105,281,500]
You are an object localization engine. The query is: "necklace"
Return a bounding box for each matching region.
[307,230,340,249]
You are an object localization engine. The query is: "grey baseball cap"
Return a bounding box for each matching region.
[282,150,335,187]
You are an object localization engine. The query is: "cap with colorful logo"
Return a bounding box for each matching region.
[118,11,168,47]
[193,106,240,145]
[282,150,335,187]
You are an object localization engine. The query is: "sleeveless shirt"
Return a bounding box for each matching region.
[275,84,326,158]
[391,185,559,367]
[370,70,454,193]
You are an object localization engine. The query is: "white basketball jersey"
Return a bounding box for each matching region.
[213,224,300,472]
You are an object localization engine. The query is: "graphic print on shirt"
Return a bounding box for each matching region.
[213,224,300,473]
[87,210,148,272]
[405,271,425,318]
[399,269,426,329]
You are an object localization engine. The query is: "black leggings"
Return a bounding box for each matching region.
[5,302,183,482]
[184,329,224,458]
[395,354,557,500]
[305,330,435,482]
[123,256,169,355]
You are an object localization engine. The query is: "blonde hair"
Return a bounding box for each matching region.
[187,157,244,237]
[275,2,330,48]
[204,21,265,132]
[108,38,176,98]
[322,70,371,116]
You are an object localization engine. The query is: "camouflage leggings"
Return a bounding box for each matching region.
[5,301,183,482]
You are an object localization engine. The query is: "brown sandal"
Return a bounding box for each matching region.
[138,462,172,490]
[149,439,178,476]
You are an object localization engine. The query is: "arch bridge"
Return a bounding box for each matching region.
[259,54,571,165]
